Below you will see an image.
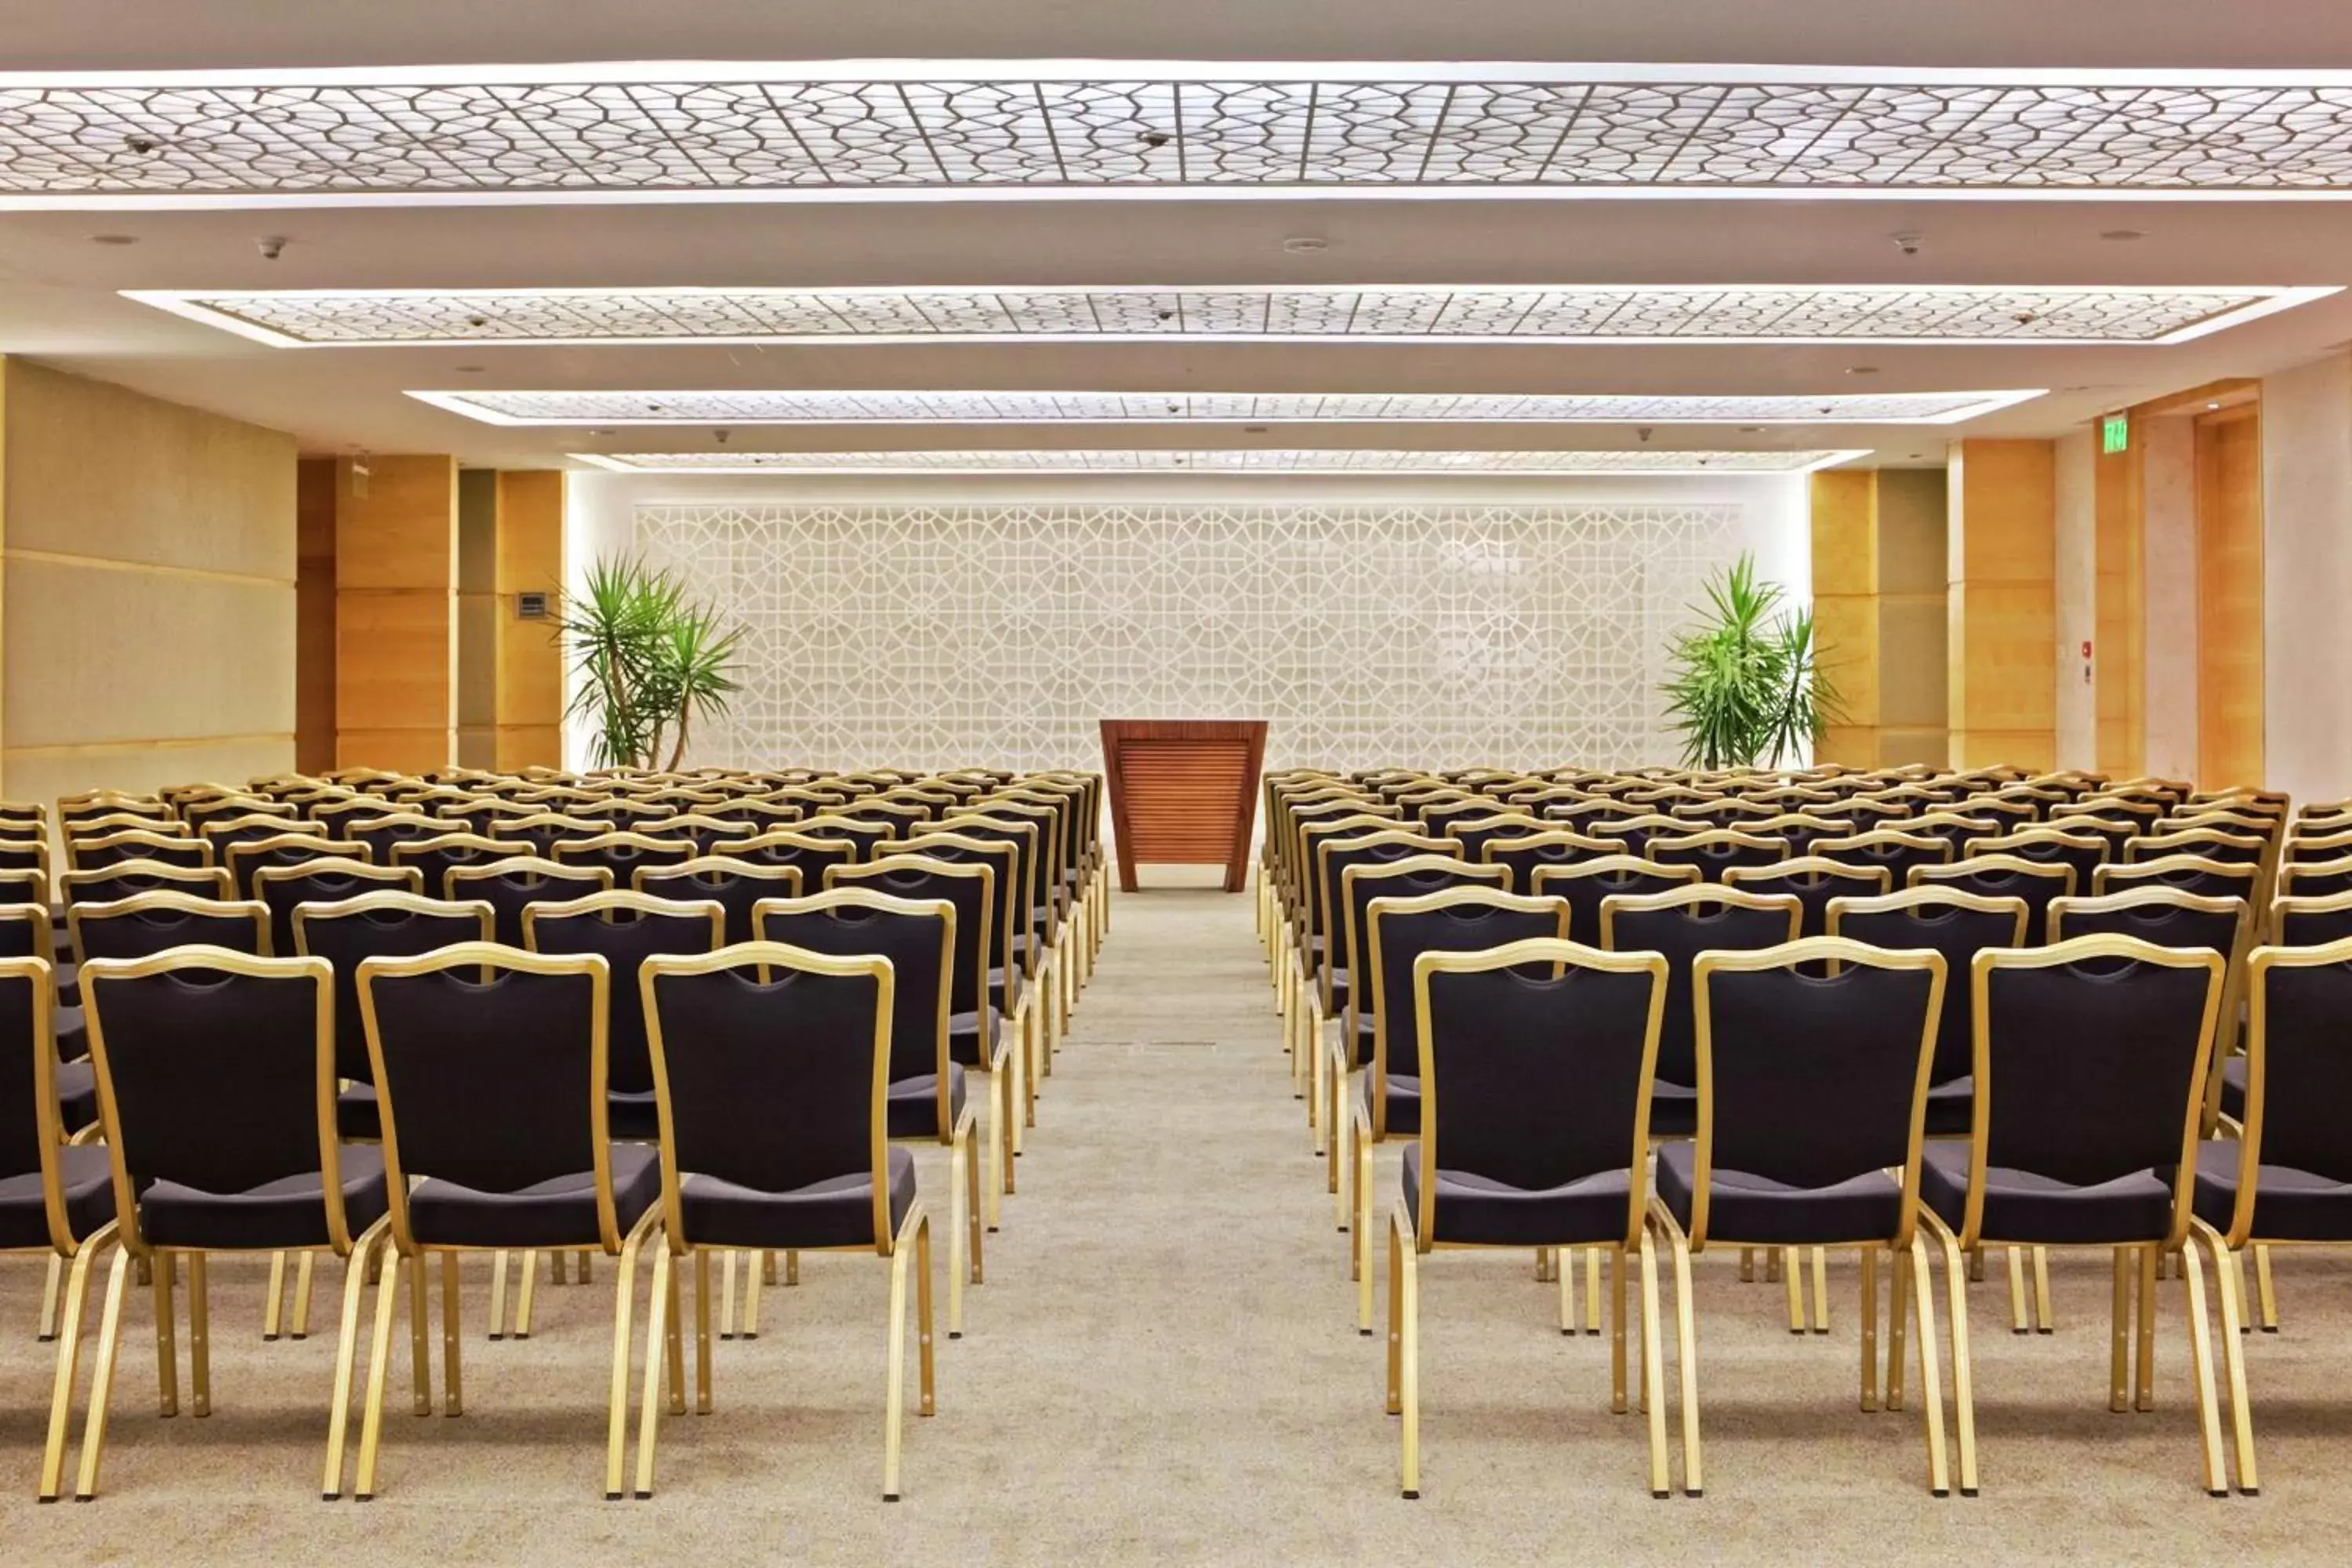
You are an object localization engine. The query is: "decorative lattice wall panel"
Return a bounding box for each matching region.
[632,500,1750,773]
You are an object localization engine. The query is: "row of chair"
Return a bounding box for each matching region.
[2,764,1110,1501]
[1254,764,2323,1501]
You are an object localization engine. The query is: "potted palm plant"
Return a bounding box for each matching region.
[1661,554,1842,770]
[553,557,746,770]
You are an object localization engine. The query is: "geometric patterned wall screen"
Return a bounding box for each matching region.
[633,500,1748,775]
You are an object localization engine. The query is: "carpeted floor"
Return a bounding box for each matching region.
[3,884,2351,1564]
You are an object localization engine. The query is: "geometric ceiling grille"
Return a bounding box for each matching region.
[18,66,2352,201]
[574,448,1868,474]
[421,388,2041,426]
[131,285,2332,347]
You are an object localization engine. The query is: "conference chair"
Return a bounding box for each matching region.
[884,833,1040,1069]
[628,856,798,946]
[2094,854,2259,908]
[2273,890,2352,946]
[1302,832,1459,1144]
[1915,936,2230,1498]
[447,857,615,947]
[388,832,513,901]
[60,861,234,908]
[1813,829,1952,891]
[1721,858,1889,937]
[2190,937,2352,1497]
[485,812,604,861]
[1348,886,1566,1334]
[634,942,936,1501]
[1911,857,2073,945]
[753,890,983,1336]
[1528,858,1703,965]
[223,835,368,900]
[65,830,201,875]
[1645,830,1789,880]
[1649,938,1950,1497]
[790,815,897,860]
[251,861,420,957]
[0,952,121,1498]
[1965,829,2107,900]
[1386,938,1670,1499]
[68,891,268,965]
[350,945,664,1501]
[343,812,464,867]
[75,949,390,1501]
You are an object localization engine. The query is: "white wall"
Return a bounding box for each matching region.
[2141,415,2201,782]
[566,471,1811,774]
[2262,352,2352,805]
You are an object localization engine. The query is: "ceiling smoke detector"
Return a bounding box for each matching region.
[1281,236,1329,254]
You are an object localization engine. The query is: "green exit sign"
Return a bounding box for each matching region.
[2101,413,2130,454]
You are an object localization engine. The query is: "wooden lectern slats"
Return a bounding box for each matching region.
[1100,720,1267,893]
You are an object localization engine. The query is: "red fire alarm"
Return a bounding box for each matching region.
[2081,641,2092,659]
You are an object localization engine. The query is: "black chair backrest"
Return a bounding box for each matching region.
[394,835,510,899]
[254,862,418,954]
[642,950,888,1236]
[1828,893,2025,1086]
[361,949,607,1200]
[524,896,724,1098]
[85,953,328,1208]
[1816,832,1951,889]
[1915,858,2071,942]
[829,860,990,1018]
[2249,949,2352,1182]
[1696,945,1940,1211]
[71,831,205,873]
[1367,893,1567,1094]
[1647,833,1788,880]
[73,895,268,964]
[296,897,494,1083]
[1722,859,1889,938]
[633,859,801,946]
[1342,861,1509,1012]
[1976,940,2220,1192]
[64,861,233,906]
[1602,893,1800,1087]
[555,833,697,885]
[727,833,861,891]
[2048,891,2245,956]
[754,894,953,1094]
[1483,833,1616,895]
[1531,859,1699,962]
[450,859,613,946]
[1416,942,1664,1243]
[0,962,54,1184]
[2275,897,2352,946]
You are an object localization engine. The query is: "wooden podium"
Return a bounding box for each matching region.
[1099,720,1267,893]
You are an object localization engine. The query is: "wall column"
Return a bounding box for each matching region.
[1947,438,2057,771]
[1809,470,1880,768]
[2261,352,2352,805]
[493,470,566,770]
[333,456,458,772]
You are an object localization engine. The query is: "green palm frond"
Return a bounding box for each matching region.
[1660,554,1846,770]
[550,556,746,770]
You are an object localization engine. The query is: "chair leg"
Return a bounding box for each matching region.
[39,1229,111,1501]
[1354,1114,1376,1334]
[1887,1245,1911,1412]
[408,1250,431,1417]
[71,1246,133,1501]
[694,1250,714,1416]
[1926,1218,1978,1496]
[1907,1234,1951,1497]
[2136,1245,2158,1412]
[187,1253,211,1418]
[1586,1247,1603,1336]
[439,1253,463,1417]
[1811,1247,1830,1334]
[153,1249,178,1417]
[263,1250,288,1341]
[1638,1226,1671,1498]
[2032,1247,2055,1335]
[1860,1247,1881,1412]
[2254,1244,2279,1332]
[916,1214,936,1421]
[321,1226,384,1500]
[602,1215,652,1501]
[985,1067,1006,1230]
[2175,1234,2230,1497]
[2197,1221,2259,1495]
[1650,1207,1702,1496]
[719,1250,738,1341]
[632,1243,673,1499]
[1557,1242,1577,1335]
[744,1253,764,1339]
[1610,1246,1630,1415]
[292,1253,317,1341]
[2110,1248,2132,1413]
[948,1125,970,1339]
[964,1127,985,1294]
[488,1250,510,1341]
[514,1250,539,1340]
[883,1215,913,1501]
[38,1250,62,1342]
[1391,1209,1421,1499]
[1329,1067,1348,1213]
[1783,1247,1805,1335]
[353,1248,405,1500]
[2007,1247,2029,1334]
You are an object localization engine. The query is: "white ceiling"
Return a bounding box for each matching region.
[5,5,2352,471]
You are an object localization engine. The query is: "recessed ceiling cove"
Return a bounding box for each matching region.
[15,63,2352,204]
[129,285,2334,347]
[418,389,2042,426]
[575,448,1867,474]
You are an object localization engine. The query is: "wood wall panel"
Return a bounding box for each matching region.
[296,458,338,775]
[1809,470,1881,768]
[0,361,296,797]
[333,456,456,771]
[493,470,565,769]
[1948,438,2056,771]
[2196,408,2265,789]
[2094,425,2147,775]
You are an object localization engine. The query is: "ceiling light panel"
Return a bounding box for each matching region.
[422,388,2038,426]
[575,448,1865,474]
[15,64,2352,201]
[132,285,2332,347]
